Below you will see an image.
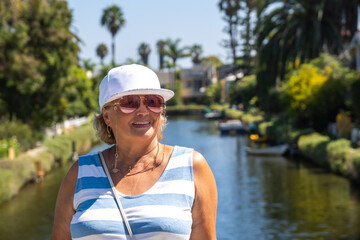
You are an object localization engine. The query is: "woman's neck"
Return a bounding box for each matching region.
[114,137,159,166]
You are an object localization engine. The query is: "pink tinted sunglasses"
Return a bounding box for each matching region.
[112,95,165,114]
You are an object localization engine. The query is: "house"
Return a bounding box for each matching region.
[180,65,217,101]
[217,64,244,101]
[155,70,176,90]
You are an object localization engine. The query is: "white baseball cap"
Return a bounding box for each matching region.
[99,64,174,110]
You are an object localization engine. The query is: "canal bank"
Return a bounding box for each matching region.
[0,123,101,205]
[199,104,360,185]
[1,117,360,240]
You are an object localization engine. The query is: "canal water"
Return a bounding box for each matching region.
[1,117,360,240]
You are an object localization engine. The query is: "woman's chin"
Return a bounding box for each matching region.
[130,127,156,139]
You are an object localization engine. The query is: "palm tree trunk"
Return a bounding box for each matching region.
[112,36,115,64]
[159,54,164,70]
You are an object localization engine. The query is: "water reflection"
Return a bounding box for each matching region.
[0,118,359,240]
[166,118,360,240]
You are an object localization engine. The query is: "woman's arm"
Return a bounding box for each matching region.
[190,151,217,240]
[50,161,78,240]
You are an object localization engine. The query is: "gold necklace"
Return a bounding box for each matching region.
[111,142,163,175]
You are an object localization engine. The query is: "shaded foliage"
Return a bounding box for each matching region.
[280,54,354,131]
[255,0,347,111]
[230,75,256,109]
[0,0,81,128]
[218,0,241,65]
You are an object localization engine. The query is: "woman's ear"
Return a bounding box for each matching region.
[102,108,111,126]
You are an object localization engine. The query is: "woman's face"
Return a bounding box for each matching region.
[102,95,163,143]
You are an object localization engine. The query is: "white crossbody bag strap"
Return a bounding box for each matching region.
[99,152,135,240]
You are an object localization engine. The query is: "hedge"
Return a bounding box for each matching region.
[0,123,101,205]
[298,133,360,182]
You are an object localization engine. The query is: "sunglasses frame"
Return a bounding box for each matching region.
[110,95,165,114]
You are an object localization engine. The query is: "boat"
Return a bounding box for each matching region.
[245,144,289,156]
[249,134,268,143]
[219,119,245,135]
[204,111,223,120]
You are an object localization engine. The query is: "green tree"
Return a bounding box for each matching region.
[101,5,125,64]
[231,74,256,109]
[96,43,108,64]
[218,0,241,65]
[255,0,343,111]
[239,0,256,68]
[138,42,151,66]
[63,66,96,117]
[202,55,223,68]
[349,72,360,121]
[189,44,203,65]
[280,54,353,131]
[156,40,166,70]
[82,59,95,72]
[206,82,222,105]
[164,38,189,69]
[0,0,80,128]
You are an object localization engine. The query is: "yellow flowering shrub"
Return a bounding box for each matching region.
[285,64,328,114]
[280,54,351,130]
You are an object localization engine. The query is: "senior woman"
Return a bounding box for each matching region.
[51,64,217,240]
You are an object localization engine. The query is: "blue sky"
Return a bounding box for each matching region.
[67,0,229,69]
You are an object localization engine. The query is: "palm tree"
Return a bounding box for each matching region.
[164,38,189,69]
[218,0,241,65]
[137,42,151,66]
[254,0,344,111]
[101,5,125,64]
[240,0,257,67]
[256,0,342,85]
[82,59,95,71]
[156,40,166,70]
[96,43,108,64]
[189,44,203,65]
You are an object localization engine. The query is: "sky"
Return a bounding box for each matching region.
[66,0,229,70]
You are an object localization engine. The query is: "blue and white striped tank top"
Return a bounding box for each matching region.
[70,145,195,240]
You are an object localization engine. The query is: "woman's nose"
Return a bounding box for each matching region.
[136,97,149,115]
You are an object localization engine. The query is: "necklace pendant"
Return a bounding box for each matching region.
[111,168,120,174]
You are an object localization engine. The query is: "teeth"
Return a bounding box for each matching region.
[134,122,150,125]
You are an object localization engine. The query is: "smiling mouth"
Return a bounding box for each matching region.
[132,121,151,127]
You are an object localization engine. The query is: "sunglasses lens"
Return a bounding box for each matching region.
[146,95,164,113]
[119,95,140,113]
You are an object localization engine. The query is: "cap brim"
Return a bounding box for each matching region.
[104,88,175,107]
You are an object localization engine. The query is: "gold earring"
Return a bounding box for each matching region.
[107,126,112,137]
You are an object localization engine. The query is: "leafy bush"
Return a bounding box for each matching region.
[0,156,36,203]
[0,117,39,151]
[280,54,353,131]
[259,116,312,144]
[0,122,101,204]
[0,168,14,203]
[166,79,182,106]
[240,108,264,124]
[326,139,351,174]
[0,137,20,158]
[229,75,256,109]
[225,108,243,119]
[350,149,360,180]
[45,124,99,164]
[206,81,222,105]
[350,77,360,121]
[45,136,72,164]
[298,133,331,166]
